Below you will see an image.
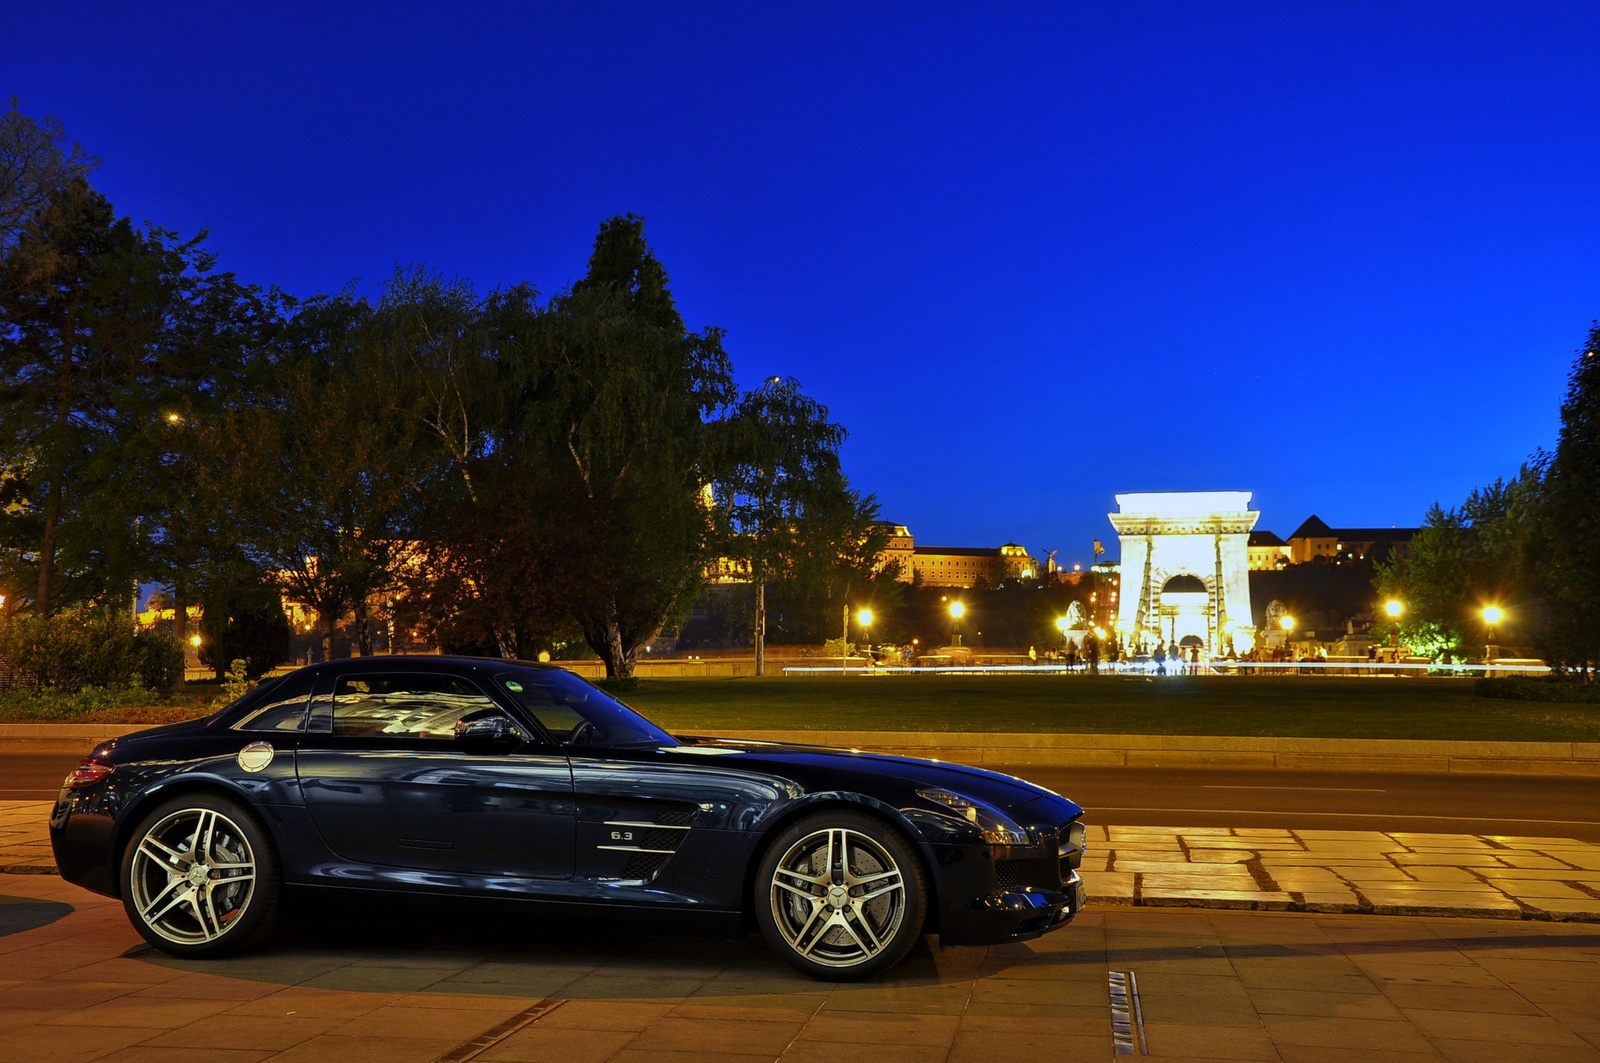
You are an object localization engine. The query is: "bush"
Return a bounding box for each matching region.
[0,608,184,693]
[1474,677,1600,703]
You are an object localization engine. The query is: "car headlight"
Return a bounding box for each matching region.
[916,788,1032,846]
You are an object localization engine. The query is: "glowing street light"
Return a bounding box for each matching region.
[857,608,873,628]
[1279,615,1296,633]
[1385,600,1404,618]
[1055,616,1069,633]
[166,412,182,424]
[189,634,202,647]
[948,601,965,619]
[1482,605,1504,662]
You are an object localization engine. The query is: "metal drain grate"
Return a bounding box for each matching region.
[434,998,566,1063]
[1109,970,1148,1055]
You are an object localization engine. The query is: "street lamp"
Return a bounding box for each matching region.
[1383,600,1404,656]
[1385,600,1403,618]
[1482,605,1503,661]
[1279,615,1296,633]
[948,601,965,646]
[857,608,873,663]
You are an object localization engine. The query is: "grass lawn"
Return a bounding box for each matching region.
[620,675,1600,742]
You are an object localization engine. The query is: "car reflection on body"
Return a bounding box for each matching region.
[51,656,1086,980]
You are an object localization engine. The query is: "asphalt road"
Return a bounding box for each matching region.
[1003,764,1600,840]
[5,750,1599,839]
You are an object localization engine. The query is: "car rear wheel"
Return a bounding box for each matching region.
[119,793,281,958]
[755,810,927,980]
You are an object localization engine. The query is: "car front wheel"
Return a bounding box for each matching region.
[755,810,927,980]
[119,793,281,958]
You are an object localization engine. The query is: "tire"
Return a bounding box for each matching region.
[754,809,927,981]
[119,792,282,958]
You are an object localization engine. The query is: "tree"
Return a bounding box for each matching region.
[520,215,734,677]
[0,180,186,613]
[1539,323,1600,674]
[197,579,291,679]
[0,98,98,254]
[218,296,429,660]
[406,459,590,657]
[767,478,896,646]
[711,376,847,674]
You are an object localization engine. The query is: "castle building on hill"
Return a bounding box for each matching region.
[878,525,1039,588]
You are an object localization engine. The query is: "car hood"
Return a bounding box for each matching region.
[666,734,1077,818]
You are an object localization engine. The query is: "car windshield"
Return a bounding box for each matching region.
[494,666,676,748]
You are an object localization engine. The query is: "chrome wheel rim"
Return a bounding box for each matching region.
[129,808,256,945]
[770,827,905,968]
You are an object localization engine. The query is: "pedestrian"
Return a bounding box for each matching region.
[1153,641,1167,676]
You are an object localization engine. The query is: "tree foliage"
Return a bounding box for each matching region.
[1375,325,1600,674]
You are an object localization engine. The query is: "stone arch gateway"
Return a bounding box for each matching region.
[1109,491,1259,655]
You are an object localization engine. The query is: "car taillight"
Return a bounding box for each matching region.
[64,758,115,788]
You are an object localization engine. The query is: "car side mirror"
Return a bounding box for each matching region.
[454,711,522,750]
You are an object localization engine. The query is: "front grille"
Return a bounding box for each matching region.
[995,860,1022,891]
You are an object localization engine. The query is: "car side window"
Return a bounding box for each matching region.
[234,672,316,732]
[327,673,503,740]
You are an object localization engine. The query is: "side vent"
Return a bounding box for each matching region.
[598,805,699,882]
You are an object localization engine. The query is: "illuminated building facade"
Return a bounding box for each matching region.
[1110,491,1258,655]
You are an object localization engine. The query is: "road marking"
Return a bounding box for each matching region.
[434,999,566,1063]
[1202,785,1387,792]
[1108,970,1148,1054]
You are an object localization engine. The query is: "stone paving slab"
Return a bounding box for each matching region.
[1082,823,1600,921]
[2,872,1600,1062]
[7,800,1600,922]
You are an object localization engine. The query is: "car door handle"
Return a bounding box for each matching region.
[397,838,455,851]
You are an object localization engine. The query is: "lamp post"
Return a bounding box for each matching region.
[1482,605,1503,663]
[1384,599,1403,660]
[857,608,873,666]
[949,600,965,646]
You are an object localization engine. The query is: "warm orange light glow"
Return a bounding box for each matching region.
[189,634,202,647]
[1385,600,1403,618]
[857,608,873,627]
[948,601,965,619]
[1482,606,1504,626]
[1055,616,1069,632]
[1279,615,1296,632]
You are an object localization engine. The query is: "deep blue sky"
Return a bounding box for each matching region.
[6,2,1597,566]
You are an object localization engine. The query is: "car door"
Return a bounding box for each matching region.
[294,670,575,879]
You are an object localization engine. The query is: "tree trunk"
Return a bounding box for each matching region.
[604,604,631,679]
[754,576,766,677]
[35,473,62,615]
[354,596,372,656]
[172,579,188,692]
[321,612,336,662]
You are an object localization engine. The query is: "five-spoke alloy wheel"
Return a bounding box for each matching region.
[756,810,926,980]
[120,793,281,958]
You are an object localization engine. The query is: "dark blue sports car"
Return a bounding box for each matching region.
[51,656,1085,980]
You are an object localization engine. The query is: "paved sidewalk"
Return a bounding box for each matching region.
[3,871,1600,1062]
[0,801,54,874]
[1082,824,1600,921]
